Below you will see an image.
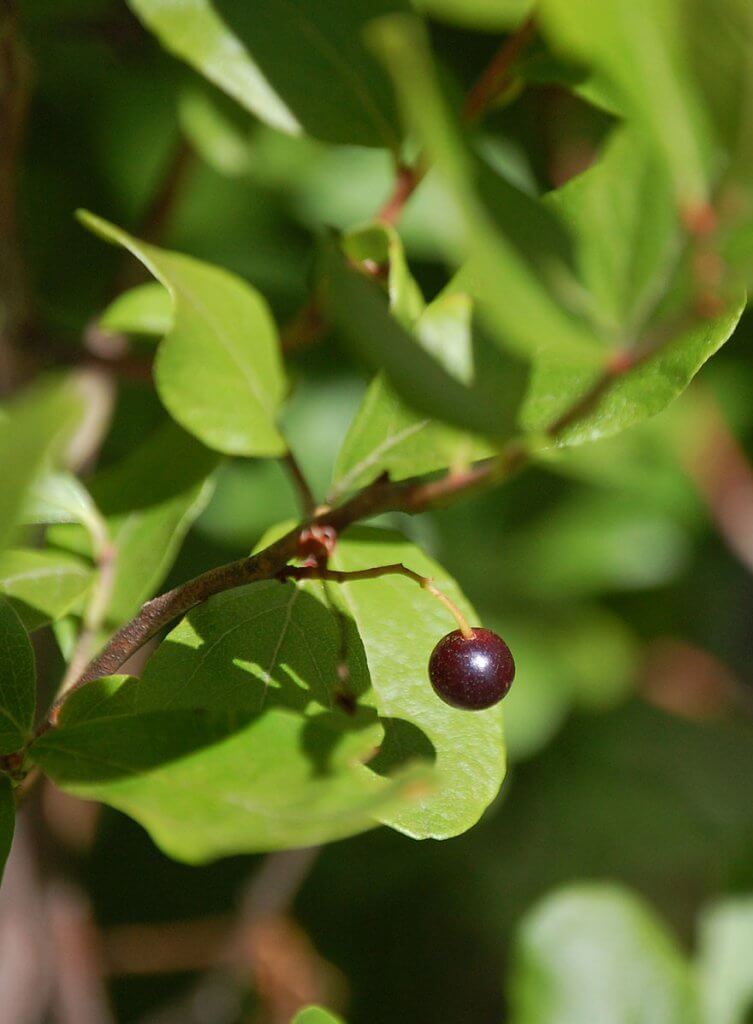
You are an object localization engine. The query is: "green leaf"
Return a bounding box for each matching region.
[24,472,108,555]
[544,128,677,342]
[411,0,532,30]
[343,221,424,328]
[126,0,298,136]
[331,527,506,838]
[332,293,497,497]
[31,577,429,861]
[99,281,172,337]
[0,598,35,755]
[370,14,603,364]
[50,421,217,625]
[522,295,746,445]
[212,0,409,149]
[324,239,529,439]
[538,0,711,209]
[0,777,14,886]
[0,382,82,554]
[0,549,93,631]
[292,1008,346,1024]
[78,211,287,457]
[509,885,697,1024]
[178,87,253,178]
[129,0,409,149]
[697,897,753,1024]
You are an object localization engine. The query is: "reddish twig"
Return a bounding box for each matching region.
[282,16,538,347]
[462,14,536,123]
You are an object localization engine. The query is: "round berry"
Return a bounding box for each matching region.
[428,628,514,710]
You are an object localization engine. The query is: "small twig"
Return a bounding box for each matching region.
[281,16,538,348]
[279,561,474,637]
[376,161,426,226]
[462,14,536,123]
[283,562,474,637]
[41,446,521,726]
[280,450,317,517]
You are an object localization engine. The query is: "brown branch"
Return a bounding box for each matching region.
[42,445,523,727]
[280,450,317,517]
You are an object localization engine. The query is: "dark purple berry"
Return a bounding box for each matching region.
[428,628,514,710]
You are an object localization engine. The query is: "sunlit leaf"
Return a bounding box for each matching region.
[0,548,93,631]
[79,211,287,457]
[332,527,506,839]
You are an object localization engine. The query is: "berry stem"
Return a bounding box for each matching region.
[278,562,474,639]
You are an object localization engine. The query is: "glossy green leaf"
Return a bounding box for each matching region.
[127,0,298,136]
[522,295,746,444]
[50,421,218,625]
[509,885,697,1024]
[130,0,409,149]
[0,777,14,886]
[0,549,93,631]
[331,527,506,839]
[538,0,711,209]
[32,576,428,860]
[79,211,287,457]
[0,599,35,755]
[411,0,532,30]
[99,281,172,337]
[292,1008,346,1024]
[332,292,496,497]
[324,239,529,439]
[697,897,753,1024]
[0,382,82,554]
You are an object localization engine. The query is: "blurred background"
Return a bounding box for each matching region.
[2,1,753,1021]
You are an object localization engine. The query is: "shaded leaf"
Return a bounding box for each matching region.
[410,0,532,30]
[544,128,677,342]
[332,292,496,497]
[538,0,711,209]
[0,599,35,755]
[324,239,529,439]
[130,0,408,149]
[212,0,409,149]
[50,421,218,625]
[371,14,603,363]
[32,577,429,860]
[331,527,506,838]
[127,0,298,136]
[0,548,93,631]
[79,211,287,457]
[343,221,424,328]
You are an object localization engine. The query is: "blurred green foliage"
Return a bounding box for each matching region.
[3,0,753,1021]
